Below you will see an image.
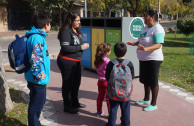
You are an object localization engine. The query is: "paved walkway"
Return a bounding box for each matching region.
[5,59,194,126]
[1,27,194,126]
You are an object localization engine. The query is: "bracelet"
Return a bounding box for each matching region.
[135,42,139,45]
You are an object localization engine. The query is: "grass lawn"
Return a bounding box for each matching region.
[0,87,28,126]
[160,32,194,94]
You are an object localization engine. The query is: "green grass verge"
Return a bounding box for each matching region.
[0,87,28,126]
[160,32,194,93]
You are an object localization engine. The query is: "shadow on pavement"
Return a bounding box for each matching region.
[51,100,108,126]
[47,86,98,101]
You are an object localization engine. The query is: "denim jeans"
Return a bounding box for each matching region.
[27,82,46,126]
[107,99,131,126]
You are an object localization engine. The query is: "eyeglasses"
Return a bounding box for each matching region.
[74,20,80,22]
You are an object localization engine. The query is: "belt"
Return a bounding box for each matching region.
[58,54,81,61]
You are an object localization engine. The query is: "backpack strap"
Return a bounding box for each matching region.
[111,59,119,65]
[27,33,45,47]
[122,59,132,76]
[122,59,130,66]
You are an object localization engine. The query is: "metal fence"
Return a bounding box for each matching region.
[189,35,194,55]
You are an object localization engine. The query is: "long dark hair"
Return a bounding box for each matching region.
[94,43,111,68]
[58,12,81,40]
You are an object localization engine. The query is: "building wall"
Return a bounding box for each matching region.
[0,5,8,32]
[7,0,32,30]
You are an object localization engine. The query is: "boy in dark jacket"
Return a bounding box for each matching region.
[105,42,135,126]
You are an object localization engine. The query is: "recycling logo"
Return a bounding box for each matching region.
[129,17,144,39]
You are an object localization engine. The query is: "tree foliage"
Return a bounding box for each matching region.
[87,0,123,17]
[0,0,7,4]
[183,0,192,3]
[87,0,105,16]
[28,0,74,12]
[121,0,144,17]
[161,0,194,18]
[119,0,193,18]
[104,0,118,17]
[27,0,79,26]
[177,18,194,36]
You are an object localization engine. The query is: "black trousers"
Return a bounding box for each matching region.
[57,57,81,107]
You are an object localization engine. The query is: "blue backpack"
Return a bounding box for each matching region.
[8,35,31,74]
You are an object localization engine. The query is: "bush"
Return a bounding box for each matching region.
[51,25,60,31]
[177,18,194,36]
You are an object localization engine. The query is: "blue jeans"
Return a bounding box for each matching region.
[27,82,46,126]
[107,99,131,126]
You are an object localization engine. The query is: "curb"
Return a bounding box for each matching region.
[4,55,59,126]
[159,81,194,105]
[0,31,58,40]
[0,36,16,40]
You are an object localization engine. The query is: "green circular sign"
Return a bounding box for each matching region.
[129,18,144,39]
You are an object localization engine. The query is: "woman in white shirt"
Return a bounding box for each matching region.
[127,10,165,111]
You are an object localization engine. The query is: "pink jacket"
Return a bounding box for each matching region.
[95,56,110,81]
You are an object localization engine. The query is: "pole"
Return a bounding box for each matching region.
[105,0,106,17]
[84,0,87,17]
[158,0,160,22]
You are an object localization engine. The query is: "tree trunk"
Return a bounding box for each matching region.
[0,46,13,114]
[108,9,113,17]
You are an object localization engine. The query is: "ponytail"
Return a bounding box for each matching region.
[94,43,111,67]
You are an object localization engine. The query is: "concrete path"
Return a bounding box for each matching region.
[5,59,194,126]
[1,22,194,126]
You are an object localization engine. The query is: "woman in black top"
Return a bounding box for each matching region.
[57,12,89,114]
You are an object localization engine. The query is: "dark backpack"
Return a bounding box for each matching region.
[107,59,133,101]
[8,35,31,74]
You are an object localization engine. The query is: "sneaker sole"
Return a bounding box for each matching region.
[144,108,157,111]
[136,102,150,105]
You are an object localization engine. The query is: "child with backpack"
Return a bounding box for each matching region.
[94,43,111,117]
[24,12,51,126]
[105,42,135,126]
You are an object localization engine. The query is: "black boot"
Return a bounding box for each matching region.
[73,103,86,108]
[64,106,78,114]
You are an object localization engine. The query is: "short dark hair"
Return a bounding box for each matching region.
[33,12,51,29]
[114,42,127,58]
[146,10,159,21]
